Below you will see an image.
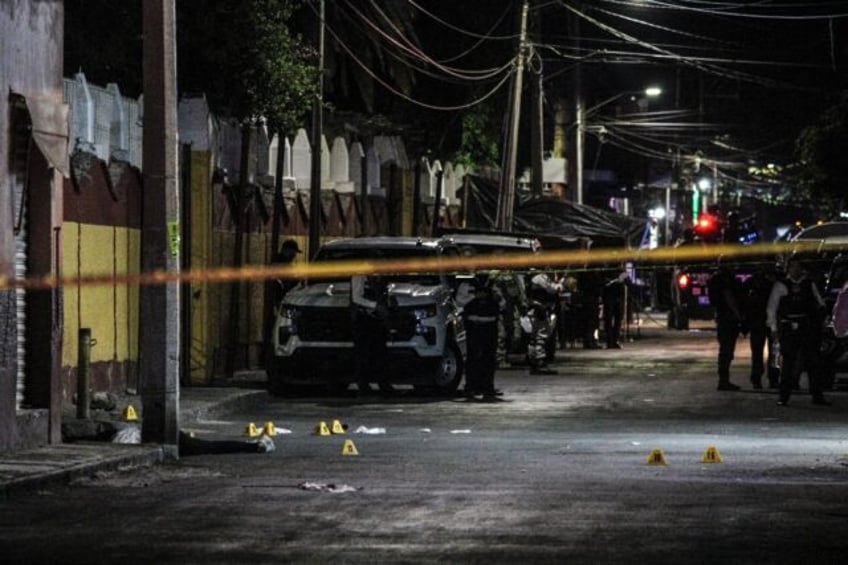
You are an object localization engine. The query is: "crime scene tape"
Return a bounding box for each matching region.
[0,240,838,292]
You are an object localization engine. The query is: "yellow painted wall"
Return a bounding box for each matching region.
[189,150,213,384]
[61,222,140,369]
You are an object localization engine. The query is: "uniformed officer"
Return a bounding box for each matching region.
[527,271,562,374]
[462,274,503,401]
[766,257,830,406]
[742,264,779,389]
[351,274,395,396]
[708,258,743,391]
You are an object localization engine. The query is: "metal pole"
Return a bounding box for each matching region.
[665,182,671,245]
[432,169,444,236]
[576,101,584,205]
[496,0,529,231]
[412,159,422,236]
[76,329,91,420]
[308,0,325,260]
[360,149,368,235]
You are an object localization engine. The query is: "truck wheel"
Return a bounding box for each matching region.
[430,340,463,394]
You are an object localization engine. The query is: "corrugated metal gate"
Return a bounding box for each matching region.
[11,100,30,410]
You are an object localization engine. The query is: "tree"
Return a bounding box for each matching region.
[178,0,317,377]
[178,0,316,134]
[796,94,848,209]
[454,105,501,168]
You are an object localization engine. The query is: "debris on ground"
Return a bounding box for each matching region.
[298,482,361,493]
[112,426,141,444]
[354,426,386,434]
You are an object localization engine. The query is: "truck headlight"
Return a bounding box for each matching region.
[277,307,298,343]
[413,305,437,320]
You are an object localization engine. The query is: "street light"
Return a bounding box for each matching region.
[575,86,662,205]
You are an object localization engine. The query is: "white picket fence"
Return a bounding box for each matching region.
[62,73,472,206]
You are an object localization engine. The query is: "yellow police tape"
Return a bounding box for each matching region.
[0,240,836,292]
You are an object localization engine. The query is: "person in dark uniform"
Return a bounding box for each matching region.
[351,273,395,396]
[708,258,743,391]
[602,267,629,349]
[264,239,302,371]
[766,257,830,406]
[577,270,602,349]
[462,274,502,401]
[742,264,780,389]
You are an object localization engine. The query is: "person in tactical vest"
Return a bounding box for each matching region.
[766,257,830,406]
[462,274,503,401]
[527,271,562,374]
[351,273,395,396]
[708,258,743,391]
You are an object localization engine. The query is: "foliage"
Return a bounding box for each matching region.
[795,94,848,207]
[178,0,316,134]
[454,107,501,168]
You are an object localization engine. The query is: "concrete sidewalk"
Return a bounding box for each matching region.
[0,384,268,500]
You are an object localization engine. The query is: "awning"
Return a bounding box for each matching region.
[24,93,70,178]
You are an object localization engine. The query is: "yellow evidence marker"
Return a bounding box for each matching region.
[244,422,261,438]
[701,446,723,464]
[315,421,332,436]
[645,448,668,466]
[341,439,359,456]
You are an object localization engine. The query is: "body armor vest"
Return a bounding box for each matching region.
[777,278,815,321]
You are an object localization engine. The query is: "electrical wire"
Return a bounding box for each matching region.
[338,0,513,81]
[608,0,848,20]
[304,0,516,111]
[556,0,823,91]
[406,0,520,40]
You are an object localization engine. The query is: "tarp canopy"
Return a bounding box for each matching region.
[23,93,70,178]
[460,175,646,247]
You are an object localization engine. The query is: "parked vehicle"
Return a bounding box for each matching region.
[267,237,466,395]
[819,254,848,389]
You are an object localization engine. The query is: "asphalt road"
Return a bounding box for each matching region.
[3,325,848,564]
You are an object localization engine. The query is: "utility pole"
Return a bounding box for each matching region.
[530,1,543,196]
[308,0,325,260]
[141,0,180,457]
[572,6,584,205]
[496,0,530,231]
[575,101,584,205]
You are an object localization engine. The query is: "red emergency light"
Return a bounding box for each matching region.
[677,273,690,289]
[696,215,715,231]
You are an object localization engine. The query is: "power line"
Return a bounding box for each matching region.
[304,0,515,111]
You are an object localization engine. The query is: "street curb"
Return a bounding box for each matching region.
[0,445,163,501]
[181,389,269,424]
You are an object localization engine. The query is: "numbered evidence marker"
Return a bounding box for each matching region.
[645,448,668,466]
[341,439,359,456]
[331,420,346,434]
[315,421,332,436]
[701,446,723,464]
